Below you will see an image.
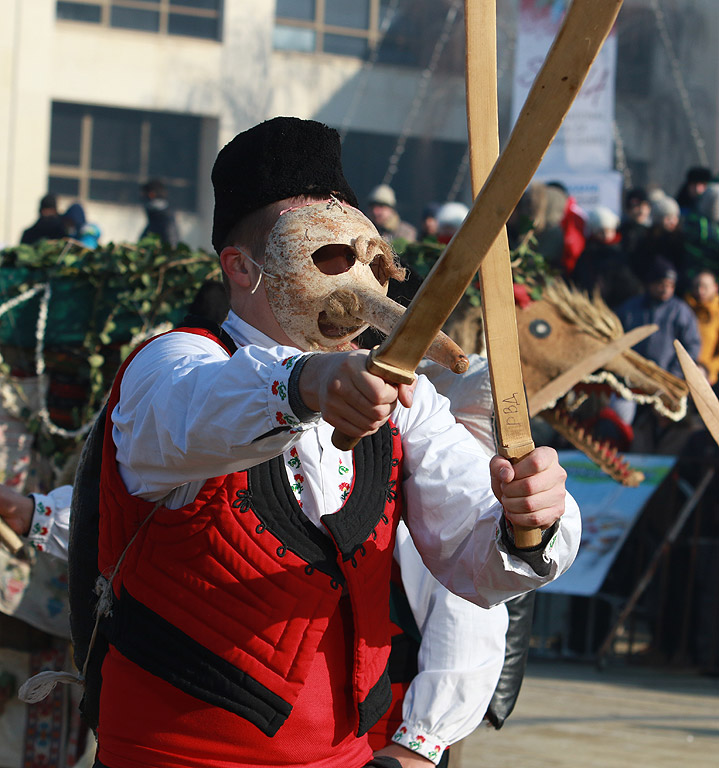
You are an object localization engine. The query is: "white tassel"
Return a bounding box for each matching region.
[18,670,84,704]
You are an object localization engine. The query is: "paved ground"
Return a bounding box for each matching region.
[455,660,719,768]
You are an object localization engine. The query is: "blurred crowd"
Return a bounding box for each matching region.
[364,169,719,454]
[17,167,719,460]
[18,178,178,251]
[362,174,719,674]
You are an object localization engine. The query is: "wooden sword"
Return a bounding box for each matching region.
[331,0,623,512]
[467,0,541,546]
[674,339,719,447]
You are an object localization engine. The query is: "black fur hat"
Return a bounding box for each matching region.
[211,116,358,253]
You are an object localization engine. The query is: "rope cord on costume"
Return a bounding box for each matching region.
[18,499,164,704]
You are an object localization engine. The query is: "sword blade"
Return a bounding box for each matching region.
[372,0,623,377]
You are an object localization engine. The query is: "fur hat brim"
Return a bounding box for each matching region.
[211,117,358,253]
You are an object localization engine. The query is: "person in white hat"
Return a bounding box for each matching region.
[367,183,417,244]
[573,205,642,309]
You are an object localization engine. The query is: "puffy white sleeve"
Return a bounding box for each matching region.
[27,485,73,560]
[416,355,495,457]
[112,332,319,501]
[389,523,507,764]
[393,374,581,608]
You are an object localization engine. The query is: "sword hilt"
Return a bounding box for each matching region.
[499,442,542,549]
[330,349,416,451]
[0,517,24,555]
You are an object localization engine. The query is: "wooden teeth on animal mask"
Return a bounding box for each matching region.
[513,279,689,486]
[543,406,644,487]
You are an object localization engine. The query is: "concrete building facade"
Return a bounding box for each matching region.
[1,0,718,249]
[1,0,470,249]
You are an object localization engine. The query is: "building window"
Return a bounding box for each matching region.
[340,129,468,228]
[56,0,222,41]
[274,0,465,71]
[49,102,202,211]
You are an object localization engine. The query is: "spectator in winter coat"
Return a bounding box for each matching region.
[366,184,417,245]
[572,206,641,309]
[20,194,67,244]
[675,166,714,217]
[619,187,651,267]
[140,179,179,247]
[681,183,719,289]
[616,256,701,378]
[630,193,685,283]
[686,270,719,385]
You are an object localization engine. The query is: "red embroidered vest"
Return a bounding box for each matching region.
[97,329,404,740]
[367,558,422,751]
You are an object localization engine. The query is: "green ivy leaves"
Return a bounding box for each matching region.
[0,236,221,459]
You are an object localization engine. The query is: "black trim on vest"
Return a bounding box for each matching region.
[387,632,419,684]
[246,422,394,581]
[68,405,108,732]
[104,586,292,737]
[248,457,344,583]
[356,658,392,737]
[322,424,394,558]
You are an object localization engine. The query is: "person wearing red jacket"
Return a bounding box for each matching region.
[31,117,579,768]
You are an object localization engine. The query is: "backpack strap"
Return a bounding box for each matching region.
[67,320,236,730]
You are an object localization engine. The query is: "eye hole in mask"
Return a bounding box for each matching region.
[312,244,356,275]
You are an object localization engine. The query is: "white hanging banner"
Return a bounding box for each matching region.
[536,169,624,216]
[511,0,618,175]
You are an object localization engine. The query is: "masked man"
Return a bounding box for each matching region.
[74,117,579,768]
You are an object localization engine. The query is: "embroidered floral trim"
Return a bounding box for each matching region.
[271,380,287,400]
[286,448,307,503]
[27,496,54,553]
[393,725,446,764]
[268,356,306,428]
[290,473,305,495]
[275,411,299,427]
[288,446,301,469]
[337,457,353,502]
